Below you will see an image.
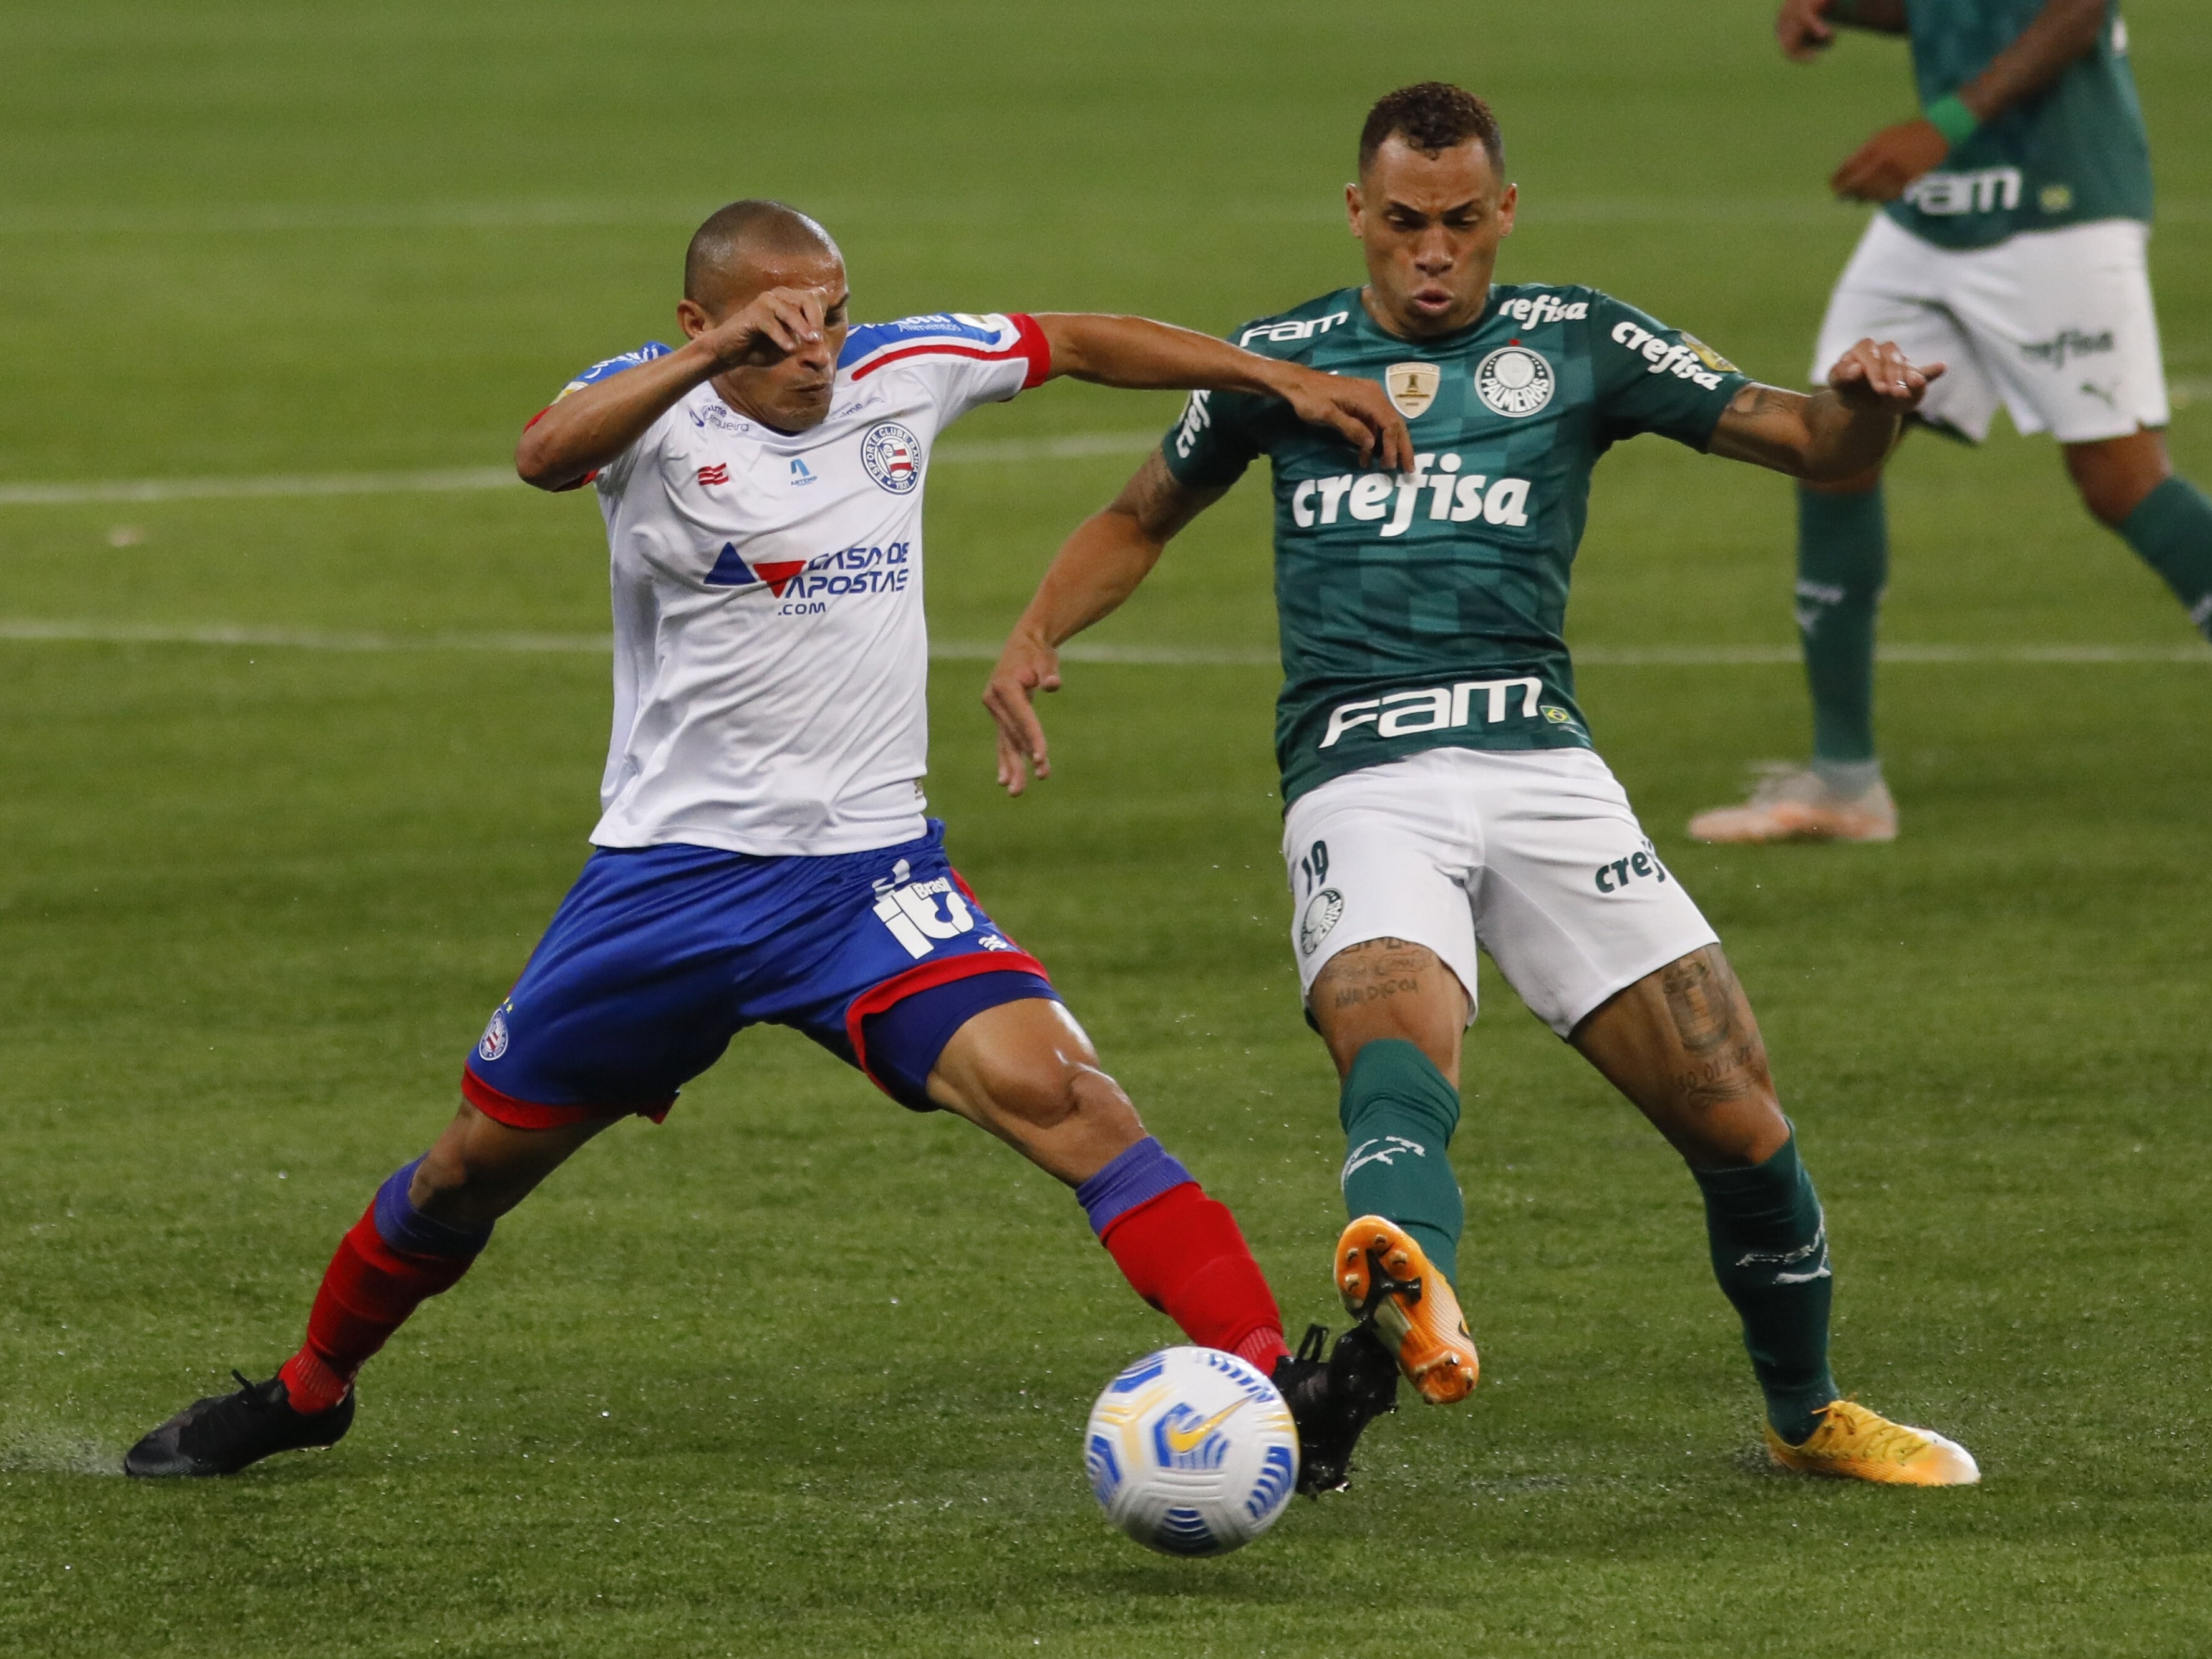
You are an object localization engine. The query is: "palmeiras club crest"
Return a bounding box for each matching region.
[861,421,922,493]
[1474,346,1555,417]
[1385,361,1441,420]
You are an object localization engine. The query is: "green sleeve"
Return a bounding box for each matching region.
[1589,293,1751,452]
[1161,386,1267,489]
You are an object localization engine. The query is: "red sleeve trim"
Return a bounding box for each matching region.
[461,1066,675,1128]
[520,407,598,492]
[842,950,1053,1100]
[848,317,1052,389]
[1008,312,1052,390]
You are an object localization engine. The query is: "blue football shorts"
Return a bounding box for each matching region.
[461,821,1058,1126]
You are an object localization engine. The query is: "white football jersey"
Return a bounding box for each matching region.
[549,313,1050,856]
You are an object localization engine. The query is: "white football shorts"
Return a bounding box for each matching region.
[1281,747,1719,1037]
[1812,214,2169,445]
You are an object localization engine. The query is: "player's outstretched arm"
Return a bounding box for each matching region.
[1829,0,2108,200]
[1706,338,1945,481]
[1777,0,1906,63]
[984,451,1226,796]
[514,286,833,490]
[1032,314,1414,473]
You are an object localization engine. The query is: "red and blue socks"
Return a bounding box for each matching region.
[1338,1038,1464,1288]
[1691,1132,1838,1445]
[276,1158,493,1413]
[1077,1138,1288,1375]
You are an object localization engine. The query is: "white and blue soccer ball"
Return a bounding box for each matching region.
[1083,1346,1300,1557]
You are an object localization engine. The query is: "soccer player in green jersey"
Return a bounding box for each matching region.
[1692,0,2207,843]
[985,83,1981,1484]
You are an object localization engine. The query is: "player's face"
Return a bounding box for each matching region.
[1348,139,1517,339]
[697,249,851,433]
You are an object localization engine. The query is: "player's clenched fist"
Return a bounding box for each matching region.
[1826,337,1945,414]
[1774,0,1840,62]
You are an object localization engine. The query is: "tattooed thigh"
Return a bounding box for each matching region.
[1313,937,1450,1014]
[1656,947,1771,1109]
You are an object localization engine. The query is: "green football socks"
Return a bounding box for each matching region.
[1338,1039,1464,1289]
[2118,475,2212,639]
[1691,1133,1838,1445]
[1795,483,1888,772]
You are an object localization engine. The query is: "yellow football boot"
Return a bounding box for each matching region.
[1334,1216,1478,1405]
[1765,1399,1980,1486]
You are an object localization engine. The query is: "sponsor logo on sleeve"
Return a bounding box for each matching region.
[1474,346,1555,417]
[1172,389,1212,460]
[1608,322,1729,390]
[860,422,922,493]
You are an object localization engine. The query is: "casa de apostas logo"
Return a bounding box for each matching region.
[1474,346,1554,418]
[861,422,922,493]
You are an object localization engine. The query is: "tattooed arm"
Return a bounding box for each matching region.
[984,450,1227,795]
[1706,337,1944,481]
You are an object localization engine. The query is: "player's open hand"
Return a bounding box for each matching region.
[1775,0,1838,61]
[1273,366,1416,474]
[1827,337,1945,414]
[696,286,832,371]
[1830,120,1949,203]
[983,630,1062,796]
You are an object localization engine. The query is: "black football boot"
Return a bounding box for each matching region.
[123,1371,355,1478]
[1272,1323,1401,1496]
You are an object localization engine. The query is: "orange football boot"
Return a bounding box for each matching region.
[1335,1216,1478,1405]
[1765,1399,1980,1486]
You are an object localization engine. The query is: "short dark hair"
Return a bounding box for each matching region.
[683,199,839,303]
[1358,82,1504,175]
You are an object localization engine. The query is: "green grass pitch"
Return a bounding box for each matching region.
[2,2,2208,1653]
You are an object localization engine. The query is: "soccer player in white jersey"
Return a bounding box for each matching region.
[125,200,1418,1492]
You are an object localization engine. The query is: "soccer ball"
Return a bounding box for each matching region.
[1083,1346,1300,1556]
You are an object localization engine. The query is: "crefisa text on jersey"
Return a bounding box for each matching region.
[1293,453,1533,537]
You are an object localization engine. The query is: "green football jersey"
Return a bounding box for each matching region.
[1887,0,2153,249]
[1162,284,1749,808]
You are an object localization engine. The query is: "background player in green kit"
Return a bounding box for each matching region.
[1693,0,2208,843]
[986,82,1981,1484]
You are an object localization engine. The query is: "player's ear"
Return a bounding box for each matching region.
[676,297,712,340]
[1497,183,1518,236]
[1345,181,1364,238]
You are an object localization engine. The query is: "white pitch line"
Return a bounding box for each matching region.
[0,619,2203,667]
[0,432,1162,508]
